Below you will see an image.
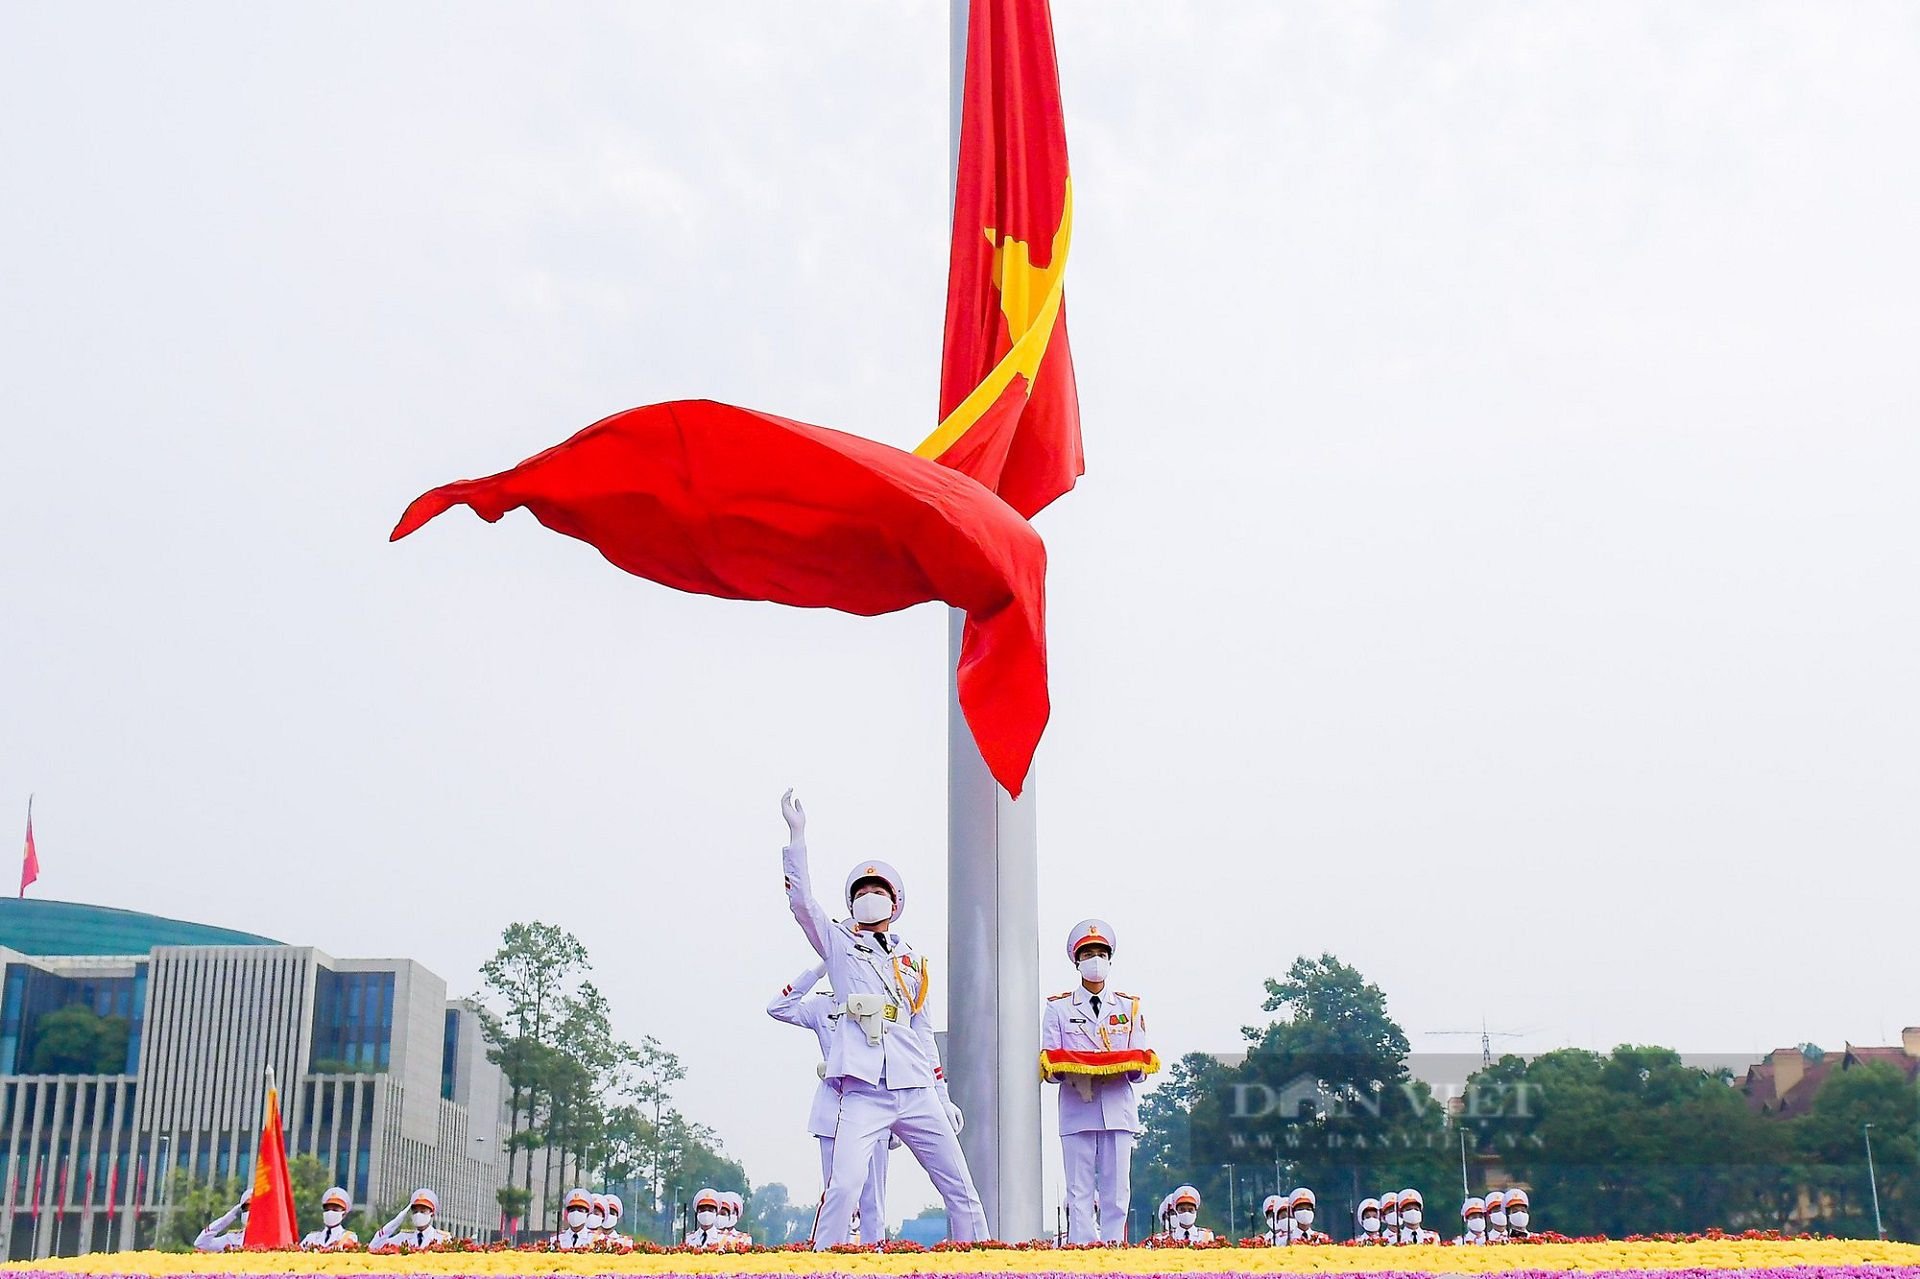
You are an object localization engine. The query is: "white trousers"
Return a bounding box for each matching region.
[1061,1129,1133,1244]
[817,1133,890,1242]
[814,1080,986,1249]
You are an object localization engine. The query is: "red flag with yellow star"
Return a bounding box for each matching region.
[917,0,1082,520]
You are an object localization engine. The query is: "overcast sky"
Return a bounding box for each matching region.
[4,0,1917,1223]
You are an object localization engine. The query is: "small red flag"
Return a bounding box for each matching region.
[29,1155,41,1218]
[19,798,38,898]
[105,1160,117,1221]
[394,400,1050,796]
[242,1078,298,1249]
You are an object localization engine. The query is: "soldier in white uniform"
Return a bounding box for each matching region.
[1456,1195,1489,1244]
[720,1191,751,1246]
[1041,919,1153,1245]
[193,1190,250,1252]
[1154,1185,1213,1243]
[1484,1189,1509,1241]
[1395,1188,1438,1243]
[1505,1188,1535,1239]
[767,961,890,1243]
[1378,1190,1401,1242]
[300,1186,360,1251]
[1354,1196,1386,1243]
[585,1193,607,1240]
[1260,1194,1288,1244]
[371,1187,450,1250]
[1288,1187,1328,1242]
[553,1187,596,1250]
[686,1188,725,1247]
[779,790,987,1249]
[600,1193,633,1251]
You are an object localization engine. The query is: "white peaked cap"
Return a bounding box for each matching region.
[1067,918,1116,962]
[844,860,906,924]
[1462,1196,1486,1217]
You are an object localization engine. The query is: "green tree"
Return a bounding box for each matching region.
[29,1006,131,1073]
[1790,1060,1917,1238]
[1135,955,1448,1237]
[478,921,590,1223]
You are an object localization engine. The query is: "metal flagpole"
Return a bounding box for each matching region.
[944,0,1043,1241]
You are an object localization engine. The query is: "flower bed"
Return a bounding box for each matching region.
[8,1240,1920,1276]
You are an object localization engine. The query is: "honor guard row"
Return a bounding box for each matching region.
[551,1187,633,1250]
[684,1187,752,1248]
[195,1186,444,1253]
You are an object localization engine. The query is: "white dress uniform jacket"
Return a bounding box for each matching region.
[1042,986,1148,1134]
[299,1224,360,1251]
[371,1220,450,1250]
[782,846,945,1091]
[783,836,985,1249]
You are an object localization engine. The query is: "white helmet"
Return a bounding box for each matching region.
[603,1192,623,1223]
[845,860,906,924]
[1261,1193,1285,1220]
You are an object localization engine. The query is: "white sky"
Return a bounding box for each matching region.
[3,0,1917,1225]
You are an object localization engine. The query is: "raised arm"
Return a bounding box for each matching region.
[766,962,827,1025]
[369,1206,409,1252]
[193,1202,241,1252]
[780,790,833,957]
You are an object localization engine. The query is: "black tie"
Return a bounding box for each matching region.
[873,933,890,952]
[1090,994,1101,1017]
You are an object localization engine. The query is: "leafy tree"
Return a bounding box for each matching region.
[477,921,589,1220]
[1136,955,1448,1237]
[29,1006,131,1073]
[1789,1060,1916,1238]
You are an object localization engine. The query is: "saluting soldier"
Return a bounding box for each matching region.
[193,1191,250,1252]
[779,790,987,1249]
[1041,919,1155,1245]
[767,961,891,1243]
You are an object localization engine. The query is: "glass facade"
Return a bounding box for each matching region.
[442,1008,459,1099]
[309,969,394,1073]
[0,962,146,1075]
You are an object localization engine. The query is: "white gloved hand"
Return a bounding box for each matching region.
[781,789,806,841]
[944,1101,965,1134]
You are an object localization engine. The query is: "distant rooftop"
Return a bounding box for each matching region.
[0,898,282,957]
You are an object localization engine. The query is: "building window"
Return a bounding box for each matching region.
[441,1009,459,1100]
[0,964,141,1075]
[309,970,395,1074]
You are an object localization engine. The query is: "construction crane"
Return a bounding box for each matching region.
[1427,1019,1529,1067]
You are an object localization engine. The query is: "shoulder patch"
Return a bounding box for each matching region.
[1048,990,1074,1001]
[1114,991,1138,1000]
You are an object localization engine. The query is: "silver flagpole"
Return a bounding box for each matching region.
[944,0,1044,1244]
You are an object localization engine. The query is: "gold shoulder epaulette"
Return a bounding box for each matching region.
[1114,991,1138,1000]
[1048,990,1074,1001]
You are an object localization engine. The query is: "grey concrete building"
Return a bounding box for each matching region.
[0,899,528,1258]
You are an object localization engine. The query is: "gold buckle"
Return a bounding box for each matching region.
[883,1004,899,1021]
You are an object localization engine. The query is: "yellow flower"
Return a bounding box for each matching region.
[27,1238,1920,1275]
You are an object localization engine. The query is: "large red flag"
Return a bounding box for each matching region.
[19,797,38,898]
[394,400,1049,796]
[242,1079,297,1249]
[917,0,1082,519]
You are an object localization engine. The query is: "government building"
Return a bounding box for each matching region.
[0,899,520,1258]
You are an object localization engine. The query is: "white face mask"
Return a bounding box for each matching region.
[1403,1208,1422,1225]
[696,1210,717,1228]
[1077,955,1110,982]
[1489,1209,1507,1226]
[850,891,893,925]
[566,1210,587,1228]
[1174,1209,1197,1228]
[586,1213,604,1229]
[1510,1210,1529,1228]
[1294,1208,1313,1225]
[1383,1210,1399,1226]
[1361,1215,1380,1232]
[719,1211,738,1229]
[322,1210,345,1227]
[411,1211,433,1228]
[1467,1216,1486,1233]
